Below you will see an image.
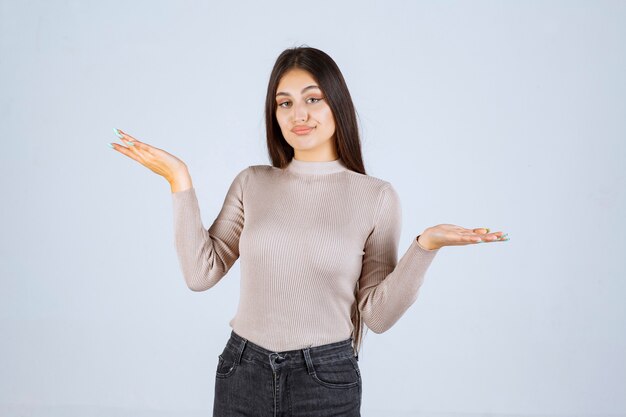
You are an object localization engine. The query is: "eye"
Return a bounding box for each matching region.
[277,97,324,109]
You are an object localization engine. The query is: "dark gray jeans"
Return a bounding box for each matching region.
[213,330,362,417]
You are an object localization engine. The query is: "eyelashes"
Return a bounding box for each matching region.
[277,97,324,108]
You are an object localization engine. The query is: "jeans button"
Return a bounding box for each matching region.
[273,353,287,363]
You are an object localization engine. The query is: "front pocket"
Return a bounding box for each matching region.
[215,353,238,379]
[310,355,361,389]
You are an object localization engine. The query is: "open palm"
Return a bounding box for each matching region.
[422,224,509,250]
[109,128,187,181]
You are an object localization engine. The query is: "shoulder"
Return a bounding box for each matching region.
[339,171,402,223]
[238,164,281,182]
[350,172,402,217]
[229,164,280,188]
[344,170,398,200]
[247,164,278,174]
[232,164,275,178]
[338,172,402,229]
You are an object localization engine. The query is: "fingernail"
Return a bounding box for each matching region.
[114,128,123,138]
[126,140,135,146]
[484,227,490,233]
[108,143,115,149]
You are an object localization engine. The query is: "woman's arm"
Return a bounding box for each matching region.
[108,128,247,291]
[357,184,508,333]
[172,167,249,291]
[356,184,439,333]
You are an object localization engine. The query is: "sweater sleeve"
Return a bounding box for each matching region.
[357,183,440,333]
[171,167,249,291]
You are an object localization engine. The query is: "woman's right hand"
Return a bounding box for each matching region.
[110,128,192,192]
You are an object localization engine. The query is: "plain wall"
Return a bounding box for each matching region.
[1,0,624,416]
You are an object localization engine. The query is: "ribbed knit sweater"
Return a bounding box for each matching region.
[171,157,440,352]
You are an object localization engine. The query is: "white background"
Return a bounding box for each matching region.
[1,0,624,416]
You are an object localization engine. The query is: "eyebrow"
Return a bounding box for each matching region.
[275,85,321,97]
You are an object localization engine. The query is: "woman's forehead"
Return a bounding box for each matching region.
[277,68,319,92]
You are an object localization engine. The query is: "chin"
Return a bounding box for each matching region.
[286,137,319,149]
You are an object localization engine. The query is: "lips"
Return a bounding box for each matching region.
[291,126,314,134]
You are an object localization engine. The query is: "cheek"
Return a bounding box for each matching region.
[275,113,289,129]
[316,106,335,126]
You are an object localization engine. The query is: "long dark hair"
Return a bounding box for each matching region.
[264,46,366,175]
[264,46,368,357]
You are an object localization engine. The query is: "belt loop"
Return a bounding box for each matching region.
[302,346,315,375]
[235,337,247,365]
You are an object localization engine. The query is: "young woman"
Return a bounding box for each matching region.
[109,46,509,417]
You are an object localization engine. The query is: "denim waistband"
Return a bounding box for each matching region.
[223,330,357,367]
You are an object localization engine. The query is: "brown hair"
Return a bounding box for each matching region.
[264,46,368,357]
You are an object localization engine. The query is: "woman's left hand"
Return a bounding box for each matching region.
[418,224,509,250]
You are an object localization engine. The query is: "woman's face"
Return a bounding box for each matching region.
[275,68,337,160]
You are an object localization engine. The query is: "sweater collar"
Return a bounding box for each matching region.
[285,157,348,175]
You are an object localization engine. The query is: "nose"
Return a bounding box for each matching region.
[292,101,308,123]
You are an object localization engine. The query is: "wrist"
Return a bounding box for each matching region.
[168,168,192,193]
[417,233,440,251]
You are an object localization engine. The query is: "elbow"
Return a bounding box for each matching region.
[185,274,218,292]
[368,323,392,334]
[358,296,396,334]
[182,269,215,292]
[186,282,209,292]
[179,259,224,292]
[362,315,393,334]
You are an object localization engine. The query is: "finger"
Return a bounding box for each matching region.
[116,128,141,143]
[110,141,142,163]
[471,228,508,241]
[479,233,501,242]
[114,128,135,143]
[113,128,139,151]
[123,137,151,154]
[452,232,484,243]
[116,130,156,155]
[117,130,147,154]
[479,232,509,243]
[119,133,151,157]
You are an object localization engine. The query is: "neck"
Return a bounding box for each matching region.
[285,157,348,175]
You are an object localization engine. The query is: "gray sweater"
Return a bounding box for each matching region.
[171,157,439,352]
